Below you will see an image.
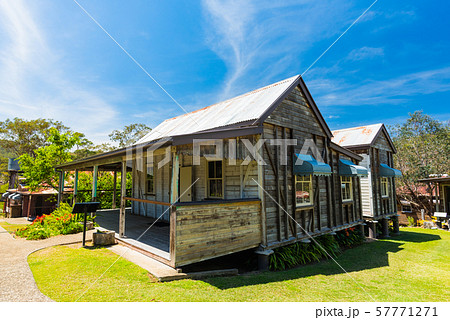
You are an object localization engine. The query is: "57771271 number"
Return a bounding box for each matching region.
[376,307,437,317]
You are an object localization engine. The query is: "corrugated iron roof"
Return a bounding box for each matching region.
[137,75,301,144]
[331,123,384,147]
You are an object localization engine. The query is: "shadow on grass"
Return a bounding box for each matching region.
[203,230,442,290]
[396,229,441,243]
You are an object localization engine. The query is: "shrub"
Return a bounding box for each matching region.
[335,227,365,249]
[269,234,341,271]
[15,203,86,240]
[269,227,364,271]
[407,216,416,227]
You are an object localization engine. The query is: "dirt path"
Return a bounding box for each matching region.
[0,221,94,302]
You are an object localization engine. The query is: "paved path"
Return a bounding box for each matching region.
[108,244,187,282]
[0,219,94,302]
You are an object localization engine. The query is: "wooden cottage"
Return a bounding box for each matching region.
[332,124,402,238]
[56,75,367,269]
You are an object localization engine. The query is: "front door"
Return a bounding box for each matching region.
[180,167,193,202]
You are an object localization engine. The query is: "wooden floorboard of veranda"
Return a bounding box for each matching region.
[95,209,170,254]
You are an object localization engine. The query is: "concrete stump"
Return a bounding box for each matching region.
[368,222,377,239]
[359,224,366,240]
[391,216,400,236]
[93,230,116,246]
[255,249,274,271]
[381,218,390,238]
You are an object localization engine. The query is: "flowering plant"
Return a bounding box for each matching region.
[16,203,84,240]
[335,227,364,248]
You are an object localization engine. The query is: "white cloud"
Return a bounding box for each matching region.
[346,46,384,61]
[309,67,450,107]
[0,1,119,144]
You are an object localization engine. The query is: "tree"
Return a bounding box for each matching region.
[391,111,450,212]
[0,150,9,189]
[18,128,82,190]
[0,118,70,157]
[109,123,151,148]
[74,171,132,209]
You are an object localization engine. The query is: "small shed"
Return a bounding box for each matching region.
[332,124,402,238]
[1,184,60,219]
[56,75,367,269]
[418,176,450,218]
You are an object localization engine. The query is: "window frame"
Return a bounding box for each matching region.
[206,160,224,199]
[340,176,353,202]
[381,177,389,198]
[295,174,313,207]
[145,160,155,195]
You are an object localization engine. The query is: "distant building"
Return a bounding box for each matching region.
[332,124,402,238]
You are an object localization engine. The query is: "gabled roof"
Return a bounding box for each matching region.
[331,123,396,153]
[137,75,331,144]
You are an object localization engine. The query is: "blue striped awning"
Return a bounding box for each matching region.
[293,154,331,176]
[339,159,368,177]
[379,163,402,177]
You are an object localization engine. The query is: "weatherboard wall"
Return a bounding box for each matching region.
[261,85,363,248]
[173,200,262,267]
[351,130,397,219]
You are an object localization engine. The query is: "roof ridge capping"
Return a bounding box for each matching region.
[331,123,383,133]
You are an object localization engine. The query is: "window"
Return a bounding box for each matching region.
[341,176,353,202]
[295,175,313,206]
[207,160,223,198]
[402,204,412,212]
[146,163,155,194]
[381,177,389,197]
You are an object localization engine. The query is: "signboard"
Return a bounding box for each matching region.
[434,212,448,218]
[73,202,100,214]
[72,202,100,246]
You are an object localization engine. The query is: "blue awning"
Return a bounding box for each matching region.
[379,163,402,177]
[293,154,331,176]
[339,159,368,177]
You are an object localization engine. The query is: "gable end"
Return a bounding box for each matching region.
[259,77,332,138]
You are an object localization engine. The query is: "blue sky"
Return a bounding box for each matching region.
[0,0,449,144]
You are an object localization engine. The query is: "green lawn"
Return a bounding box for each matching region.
[0,221,26,233]
[28,228,450,302]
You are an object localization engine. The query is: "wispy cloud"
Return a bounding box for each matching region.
[201,0,357,100]
[346,46,384,61]
[309,67,450,107]
[0,1,119,143]
[201,0,259,99]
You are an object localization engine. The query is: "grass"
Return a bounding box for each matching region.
[0,221,26,234]
[28,228,450,302]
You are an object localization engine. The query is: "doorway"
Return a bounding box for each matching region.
[179,166,193,202]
